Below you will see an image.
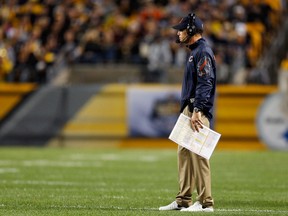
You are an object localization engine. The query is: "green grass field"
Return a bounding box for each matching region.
[0,147,287,216]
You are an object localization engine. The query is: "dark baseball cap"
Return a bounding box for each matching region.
[172,14,204,31]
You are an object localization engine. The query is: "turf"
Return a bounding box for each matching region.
[0,147,287,216]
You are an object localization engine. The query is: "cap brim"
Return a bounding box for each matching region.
[172,23,186,31]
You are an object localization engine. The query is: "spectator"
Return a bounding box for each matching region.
[0,47,13,81]
[78,28,103,63]
[143,31,172,82]
[0,0,284,84]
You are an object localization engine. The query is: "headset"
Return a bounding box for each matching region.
[175,13,198,43]
[186,13,197,36]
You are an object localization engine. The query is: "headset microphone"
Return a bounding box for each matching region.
[175,35,191,44]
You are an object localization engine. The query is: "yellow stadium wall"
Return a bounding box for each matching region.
[215,85,277,150]
[49,84,278,150]
[0,83,37,121]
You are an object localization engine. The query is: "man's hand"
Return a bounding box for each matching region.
[190,111,203,132]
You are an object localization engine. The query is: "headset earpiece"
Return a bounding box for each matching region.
[187,13,196,36]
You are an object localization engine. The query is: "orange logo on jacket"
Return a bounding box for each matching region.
[197,56,211,77]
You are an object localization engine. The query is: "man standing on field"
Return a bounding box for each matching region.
[159,13,216,212]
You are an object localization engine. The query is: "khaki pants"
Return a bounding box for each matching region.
[176,106,214,208]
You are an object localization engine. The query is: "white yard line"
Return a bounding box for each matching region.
[0,180,79,186]
[46,205,288,213]
[22,160,102,167]
[0,159,102,167]
[216,208,288,214]
[0,168,18,173]
[99,154,159,162]
[1,204,287,214]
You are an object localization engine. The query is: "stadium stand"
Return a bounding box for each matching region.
[0,0,286,84]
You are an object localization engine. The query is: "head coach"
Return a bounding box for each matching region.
[159,13,216,212]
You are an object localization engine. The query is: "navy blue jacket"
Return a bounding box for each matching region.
[180,38,216,120]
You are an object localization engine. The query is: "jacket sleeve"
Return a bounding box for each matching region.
[193,52,215,111]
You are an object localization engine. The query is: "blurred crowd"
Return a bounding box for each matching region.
[0,0,286,84]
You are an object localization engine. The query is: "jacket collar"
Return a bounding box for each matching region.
[187,37,205,50]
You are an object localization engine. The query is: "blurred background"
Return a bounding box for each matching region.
[0,0,287,150]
